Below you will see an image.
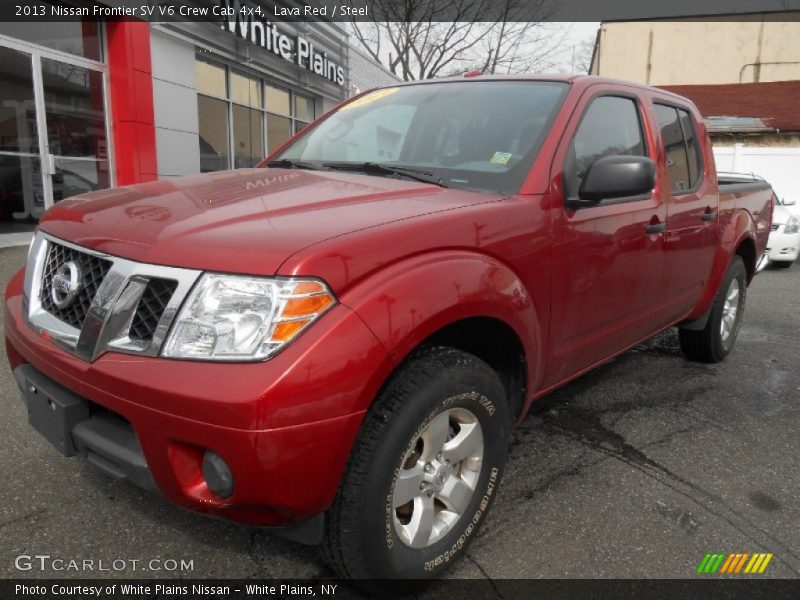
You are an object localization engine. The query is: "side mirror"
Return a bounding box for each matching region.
[571,155,656,206]
[782,198,797,206]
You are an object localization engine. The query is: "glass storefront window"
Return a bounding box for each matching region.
[198,95,230,173]
[231,72,261,108]
[295,95,313,122]
[266,85,291,117]
[196,60,227,98]
[267,114,292,154]
[1,22,110,238]
[0,154,45,225]
[233,105,264,168]
[0,46,38,154]
[0,21,102,62]
[196,59,317,171]
[41,58,106,158]
[52,158,110,203]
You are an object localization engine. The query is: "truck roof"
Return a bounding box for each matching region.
[374,74,699,112]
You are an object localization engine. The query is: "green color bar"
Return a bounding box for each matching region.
[704,553,719,573]
[710,553,727,573]
[697,554,712,573]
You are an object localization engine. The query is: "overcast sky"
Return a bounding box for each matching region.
[551,22,600,73]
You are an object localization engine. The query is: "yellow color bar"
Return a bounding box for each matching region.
[744,554,762,573]
[758,554,774,574]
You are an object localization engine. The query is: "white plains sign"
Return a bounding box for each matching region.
[218,0,345,86]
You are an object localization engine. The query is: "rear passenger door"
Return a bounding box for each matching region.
[652,103,717,320]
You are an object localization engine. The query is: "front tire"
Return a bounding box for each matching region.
[320,346,510,584]
[679,255,747,363]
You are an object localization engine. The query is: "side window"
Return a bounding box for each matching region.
[678,108,703,187]
[565,96,646,200]
[654,104,690,192]
[654,103,704,193]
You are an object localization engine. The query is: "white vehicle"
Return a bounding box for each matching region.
[777,197,800,219]
[767,200,800,269]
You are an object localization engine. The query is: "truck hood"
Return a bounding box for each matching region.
[38,168,496,276]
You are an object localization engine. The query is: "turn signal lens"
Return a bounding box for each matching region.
[270,320,310,343]
[268,284,335,344]
[282,294,335,318]
[292,280,328,295]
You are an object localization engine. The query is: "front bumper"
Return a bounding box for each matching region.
[5,267,393,528]
[766,230,800,263]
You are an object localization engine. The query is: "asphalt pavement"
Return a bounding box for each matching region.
[0,245,798,582]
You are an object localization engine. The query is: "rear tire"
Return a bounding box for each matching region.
[773,260,794,269]
[320,346,510,586]
[679,256,747,363]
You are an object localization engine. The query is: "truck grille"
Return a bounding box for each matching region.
[40,242,112,329]
[26,233,200,362]
[129,278,178,342]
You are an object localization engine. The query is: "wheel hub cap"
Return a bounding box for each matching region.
[720,278,741,345]
[391,407,484,549]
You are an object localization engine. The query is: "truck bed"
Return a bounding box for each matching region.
[717,173,774,265]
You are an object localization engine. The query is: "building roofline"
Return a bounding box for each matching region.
[588,28,601,75]
[599,9,798,23]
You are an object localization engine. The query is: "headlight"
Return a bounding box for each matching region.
[162,274,335,361]
[784,216,800,235]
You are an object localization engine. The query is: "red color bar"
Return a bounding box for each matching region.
[106,20,158,185]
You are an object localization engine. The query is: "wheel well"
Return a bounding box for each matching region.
[735,237,757,282]
[423,317,527,420]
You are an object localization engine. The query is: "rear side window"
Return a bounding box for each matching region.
[654,103,703,192]
[564,95,646,200]
[678,109,703,186]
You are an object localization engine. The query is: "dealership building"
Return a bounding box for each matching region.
[0,5,398,244]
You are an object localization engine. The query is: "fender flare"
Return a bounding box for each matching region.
[684,208,756,323]
[338,250,542,394]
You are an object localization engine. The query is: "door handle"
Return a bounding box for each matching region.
[701,211,717,221]
[645,222,666,234]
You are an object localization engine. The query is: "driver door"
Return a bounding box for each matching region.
[545,88,669,386]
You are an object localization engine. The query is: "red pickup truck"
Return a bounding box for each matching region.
[5,75,773,581]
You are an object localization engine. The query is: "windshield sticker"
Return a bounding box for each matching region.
[341,87,400,111]
[490,152,512,165]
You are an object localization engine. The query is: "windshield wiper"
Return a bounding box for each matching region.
[266,158,328,171]
[322,162,445,186]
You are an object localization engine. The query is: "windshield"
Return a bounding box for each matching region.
[272,80,569,195]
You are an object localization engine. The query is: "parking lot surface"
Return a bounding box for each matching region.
[1,245,798,580]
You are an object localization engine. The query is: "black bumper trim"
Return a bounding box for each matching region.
[72,412,159,493]
[13,364,158,494]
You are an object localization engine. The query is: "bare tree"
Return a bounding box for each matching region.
[349,0,565,80]
[468,1,571,74]
[565,36,596,74]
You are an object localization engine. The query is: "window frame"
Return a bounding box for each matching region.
[564,91,652,206]
[652,100,705,196]
[195,56,316,171]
